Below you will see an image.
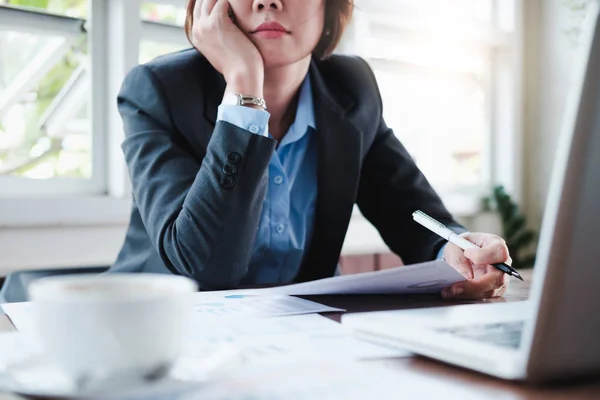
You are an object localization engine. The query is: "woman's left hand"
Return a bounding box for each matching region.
[441,232,512,300]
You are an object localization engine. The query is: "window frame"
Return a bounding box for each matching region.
[0,5,104,196]
[0,0,189,226]
[0,0,524,228]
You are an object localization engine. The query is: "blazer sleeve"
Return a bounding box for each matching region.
[355,63,466,264]
[118,64,276,290]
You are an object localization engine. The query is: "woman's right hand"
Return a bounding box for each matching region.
[191,0,264,97]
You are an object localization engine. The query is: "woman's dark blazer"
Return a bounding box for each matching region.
[110,48,466,290]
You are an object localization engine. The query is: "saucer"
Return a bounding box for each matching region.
[0,339,240,399]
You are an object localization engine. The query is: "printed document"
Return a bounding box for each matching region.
[257,259,466,295]
[155,358,482,400]
[188,293,343,318]
[184,314,410,366]
[1,295,343,334]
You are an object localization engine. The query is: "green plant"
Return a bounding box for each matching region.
[484,186,537,269]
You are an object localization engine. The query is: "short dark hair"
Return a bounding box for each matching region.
[312,0,354,60]
[184,0,354,61]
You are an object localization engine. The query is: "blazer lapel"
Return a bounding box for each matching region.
[294,60,363,282]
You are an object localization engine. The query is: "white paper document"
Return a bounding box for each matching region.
[1,302,34,335]
[257,259,466,295]
[188,293,344,318]
[164,358,484,400]
[0,332,41,368]
[184,314,410,366]
[0,315,410,399]
[1,295,343,334]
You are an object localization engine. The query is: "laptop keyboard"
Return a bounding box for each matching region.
[436,321,525,349]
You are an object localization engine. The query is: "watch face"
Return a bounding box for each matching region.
[223,93,240,106]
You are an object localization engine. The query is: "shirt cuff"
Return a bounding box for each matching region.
[217,105,270,137]
[437,243,447,260]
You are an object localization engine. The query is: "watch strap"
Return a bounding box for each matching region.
[224,93,267,110]
[239,95,267,110]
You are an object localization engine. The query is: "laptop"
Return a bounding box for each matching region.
[342,2,600,383]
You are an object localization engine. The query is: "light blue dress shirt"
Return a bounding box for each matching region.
[217,75,446,285]
[217,75,317,285]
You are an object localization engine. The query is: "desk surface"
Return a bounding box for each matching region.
[1,270,600,399]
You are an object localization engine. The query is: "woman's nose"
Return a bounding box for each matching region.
[253,0,283,12]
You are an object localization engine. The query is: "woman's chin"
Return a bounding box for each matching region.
[261,53,312,70]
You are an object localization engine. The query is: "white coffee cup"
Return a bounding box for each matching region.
[28,273,197,384]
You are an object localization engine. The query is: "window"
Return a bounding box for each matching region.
[0,0,93,196]
[140,1,186,26]
[0,0,189,198]
[347,0,522,204]
[0,0,522,220]
[139,1,188,63]
[0,0,87,17]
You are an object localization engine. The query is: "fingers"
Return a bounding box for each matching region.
[193,0,203,19]
[463,239,510,266]
[443,244,474,279]
[460,232,493,247]
[197,0,232,30]
[212,0,231,22]
[192,0,198,19]
[200,0,218,17]
[483,282,509,298]
[450,256,474,280]
[442,269,508,300]
[440,232,512,300]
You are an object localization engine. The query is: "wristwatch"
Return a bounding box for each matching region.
[222,93,267,110]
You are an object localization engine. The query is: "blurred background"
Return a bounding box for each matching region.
[0,0,590,274]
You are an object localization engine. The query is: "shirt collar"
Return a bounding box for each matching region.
[278,74,316,148]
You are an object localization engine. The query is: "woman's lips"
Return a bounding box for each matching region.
[253,30,288,39]
[252,22,289,39]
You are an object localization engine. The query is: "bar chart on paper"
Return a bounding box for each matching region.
[188,293,344,318]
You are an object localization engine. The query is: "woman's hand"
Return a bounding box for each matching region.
[191,0,264,96]
[441,232,512,300]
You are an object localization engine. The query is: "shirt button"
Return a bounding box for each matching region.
[275,224,285,233]
[249,124,260,134]
[273,175,283,185]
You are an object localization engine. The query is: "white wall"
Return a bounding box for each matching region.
[523,0,589,229]
[0,217,392,275]
[0,226,125,272]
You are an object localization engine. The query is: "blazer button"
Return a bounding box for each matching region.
[227,152,242,164]
[223,163,237,175]
[220,175,236,190]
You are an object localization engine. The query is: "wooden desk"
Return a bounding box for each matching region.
[1,270,600,399]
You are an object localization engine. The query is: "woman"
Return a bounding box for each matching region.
[111,0,512,300]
